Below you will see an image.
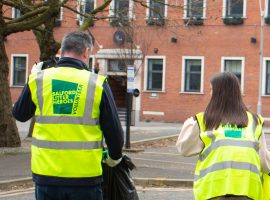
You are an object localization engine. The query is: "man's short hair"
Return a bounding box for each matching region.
[61,31,93,56]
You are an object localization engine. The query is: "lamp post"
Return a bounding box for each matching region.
[257,0,265,115]
[125,65,135,149]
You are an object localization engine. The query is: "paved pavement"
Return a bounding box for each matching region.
[2,119,270,196]
[1,120,188,184]
[16,120,181,141]
[0,187,194,200]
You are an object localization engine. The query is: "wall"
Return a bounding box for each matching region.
[6,0,270,122]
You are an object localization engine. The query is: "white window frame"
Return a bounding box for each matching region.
[266,0,270,17]
[77,0,97,24]
[10,54,29,87]
[262,57,270,96]
[109,0,134,19]
[183,0,207,19]
[146,0,168,19]
[222,0,247,18]
[221,56,245,93]
[57,7,64,21]
[181,56,204,94]
[144,56,166,92]
[12,7,21,19]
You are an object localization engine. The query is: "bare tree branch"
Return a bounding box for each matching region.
[5,6,57,36]
[3,0,34,11]
[6,6,48,24]
[79,0,112,31]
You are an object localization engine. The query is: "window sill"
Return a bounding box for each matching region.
[143,90,166,93]
[222,16,245,25]
[145,18,166,26]
[262,95,270,97]
[144,17,168,20]
[182,17,206,20]
[221,16,247,19]
[10,85,24,88]
[183,17,204,25]
[179,91,204,95]
[109,17,130,27]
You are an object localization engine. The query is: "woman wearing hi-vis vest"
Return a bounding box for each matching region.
[176,72,270,200]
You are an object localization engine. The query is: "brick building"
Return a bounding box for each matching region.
[6,0,270,123]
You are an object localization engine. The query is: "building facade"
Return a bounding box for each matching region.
[6,0,270,123]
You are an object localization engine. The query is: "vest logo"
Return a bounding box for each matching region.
[52,79,83,114]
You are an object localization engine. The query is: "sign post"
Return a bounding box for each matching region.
[125,65,134,149]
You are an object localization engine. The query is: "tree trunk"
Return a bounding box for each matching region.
[0,4,21,147]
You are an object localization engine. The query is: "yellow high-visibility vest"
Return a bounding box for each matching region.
[28,67,106,178]
[195,112,263,200]
[263,173,270,200]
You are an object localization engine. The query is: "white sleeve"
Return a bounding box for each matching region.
[259,131,270,173]
[176,117,204,157]
[31,62,43,74]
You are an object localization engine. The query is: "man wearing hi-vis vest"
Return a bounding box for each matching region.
[12,31,124,200]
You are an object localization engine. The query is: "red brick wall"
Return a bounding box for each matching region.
[5,0,270,122]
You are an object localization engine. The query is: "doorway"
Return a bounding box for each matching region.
[107,75,127,109]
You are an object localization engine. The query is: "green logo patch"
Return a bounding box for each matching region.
[52,79,83,114]
[224,130,242,138]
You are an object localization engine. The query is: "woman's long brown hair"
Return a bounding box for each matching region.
[204,72,254,130]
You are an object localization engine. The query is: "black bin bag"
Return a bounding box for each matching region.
[102,155,139,200]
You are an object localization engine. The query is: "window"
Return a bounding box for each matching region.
[54,7,64,27]
[224,0,246,18]
[78,0,95,26]
[265,0,270,24]
[108,59,134,72]
[145,57,165,91]
[110,0,132,26]
[114,0,129,18]
[56,7,64,21]
[110,0,133,19]
[265,0,270,16]
[182,57,204,93]
[221,57,245,92]
[263,58,270,95]
[11,55,28,86]
[265,60,270,95]
[109,0,134,26]
[149,0,165,19]
[224,60,242,80]
[186,0,204,18]
[12,8,21,18]
[146,0,167,25]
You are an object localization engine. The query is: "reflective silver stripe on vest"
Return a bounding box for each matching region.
[252,116,258,139]
[35,71,100,125]
[36,71,45,115]
[194,161,260,181]
[207,131,216,141]
[83,72,98,124]
[199,139,259,161]
[35,115,99,125]
[32,138,102,150]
